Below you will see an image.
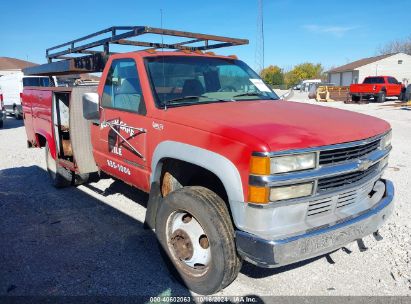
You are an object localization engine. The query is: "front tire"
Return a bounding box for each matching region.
[155,186,242,295]
[45,143,72,188]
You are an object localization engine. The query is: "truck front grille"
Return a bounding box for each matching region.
[307,197,333,216]
[319,139,380,165]
[307,178,376,218]
[317,163,379,192]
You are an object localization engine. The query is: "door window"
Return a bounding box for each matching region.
[388,77,399,84]
[102,59,146,114]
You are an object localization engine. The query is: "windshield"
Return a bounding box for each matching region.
[145,56,279,108]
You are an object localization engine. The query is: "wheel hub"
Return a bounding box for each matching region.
[167,211,211,269]
[170,229,194,261]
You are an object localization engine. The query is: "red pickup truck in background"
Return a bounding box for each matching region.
[20,26,395,294]
[350,76,406,103]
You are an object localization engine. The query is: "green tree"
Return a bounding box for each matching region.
[285,63,323,87]
[260,65,284,85]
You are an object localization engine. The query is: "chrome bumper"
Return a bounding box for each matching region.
[235,179,394,268]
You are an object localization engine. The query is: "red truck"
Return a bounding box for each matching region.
[350,76,406,103]
[22,26,394,295]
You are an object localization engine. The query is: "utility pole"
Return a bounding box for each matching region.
[255,0,264,73]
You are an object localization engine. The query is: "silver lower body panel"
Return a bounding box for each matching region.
[235,179,394,268]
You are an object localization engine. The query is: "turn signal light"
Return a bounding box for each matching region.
[248,186,269,204]
[250,156,270,175]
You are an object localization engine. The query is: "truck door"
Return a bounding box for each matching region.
[96,58,150,191]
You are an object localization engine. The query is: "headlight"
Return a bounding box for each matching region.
[269,182,314,201]
[380,131,392,150]
[248,182,314,204]
[270,153,316,174]
[250,152,317,175]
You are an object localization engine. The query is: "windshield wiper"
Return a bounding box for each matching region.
[233,92,277,100]
[166,96,203,104]
[164,95,232,108]
[163,96,202,109]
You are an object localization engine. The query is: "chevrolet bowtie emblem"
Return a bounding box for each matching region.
[358,159,372,171]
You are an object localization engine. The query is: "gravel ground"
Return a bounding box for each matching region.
[0,94,410,298]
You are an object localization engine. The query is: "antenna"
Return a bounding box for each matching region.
[255,0,264,73]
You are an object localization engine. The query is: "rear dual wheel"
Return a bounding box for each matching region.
[352,95,360,102]
[13,106,22,120]
[45,143,72,188]
[156,186,242,295]
[45,143,99,187]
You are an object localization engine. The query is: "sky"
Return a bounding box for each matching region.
[0,0,410,72]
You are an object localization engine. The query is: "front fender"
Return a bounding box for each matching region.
[151,141,244,203]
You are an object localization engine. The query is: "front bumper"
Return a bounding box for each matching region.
[235,179,394,268]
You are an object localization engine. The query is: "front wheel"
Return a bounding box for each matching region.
[45,143,72,188]
[155,186,242,295]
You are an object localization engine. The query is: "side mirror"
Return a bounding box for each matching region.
[82,93,100,122]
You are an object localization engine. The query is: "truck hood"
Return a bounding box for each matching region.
[162,100,390,152]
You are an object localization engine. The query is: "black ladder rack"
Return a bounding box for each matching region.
[23,26,249,76]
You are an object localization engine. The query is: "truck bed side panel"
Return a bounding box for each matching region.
[350,84,378,94]
[22,87,71,159]
[22,89,55,157]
